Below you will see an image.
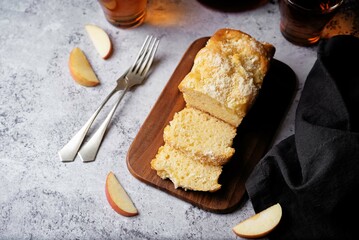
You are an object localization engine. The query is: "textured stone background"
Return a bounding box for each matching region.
[0,0,318,239]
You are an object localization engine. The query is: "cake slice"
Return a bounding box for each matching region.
[178,28,275,127]
[150,144,222,192]
[163,107,236,166]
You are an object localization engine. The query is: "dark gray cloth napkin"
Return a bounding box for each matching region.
[245,35,359,240]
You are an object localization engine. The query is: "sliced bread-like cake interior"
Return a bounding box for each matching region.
[150,144,222,192]
[163,107,236,166]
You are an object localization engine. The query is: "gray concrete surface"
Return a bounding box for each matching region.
[0,0,317,239]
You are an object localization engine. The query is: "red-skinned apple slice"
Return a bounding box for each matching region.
[85,24,113,59]
[232,203,282,238]
[105,171,138,217]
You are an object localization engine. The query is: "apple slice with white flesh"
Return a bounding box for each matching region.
[69,47,100,87]
[232,203,282,238]
[105,171,138,217]
[85,24,113,59]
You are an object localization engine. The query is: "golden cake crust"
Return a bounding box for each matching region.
[178,28,275,127]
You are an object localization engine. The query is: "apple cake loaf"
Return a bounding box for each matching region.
[150,144,222,192]
[163,107,236,166]
[151,28,275,192]
[178,28,275,127]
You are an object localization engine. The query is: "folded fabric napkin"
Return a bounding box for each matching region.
[245,35,359,240]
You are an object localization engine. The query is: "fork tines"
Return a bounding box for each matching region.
[131,35,160,76]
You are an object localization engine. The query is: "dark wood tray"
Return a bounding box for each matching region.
[126,37,297,213]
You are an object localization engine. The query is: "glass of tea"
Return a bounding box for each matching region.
[98,0,147,28]
[278,0,344,46]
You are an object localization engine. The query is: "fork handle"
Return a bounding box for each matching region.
[78,87,129,162]
[58,88,117,162]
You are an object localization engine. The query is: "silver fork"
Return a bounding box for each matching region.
[58,35,159,162]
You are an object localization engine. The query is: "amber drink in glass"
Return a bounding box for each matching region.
[98,0,147,28]
[279,0,343,46]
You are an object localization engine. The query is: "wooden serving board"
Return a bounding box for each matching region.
[126,37,297,213]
